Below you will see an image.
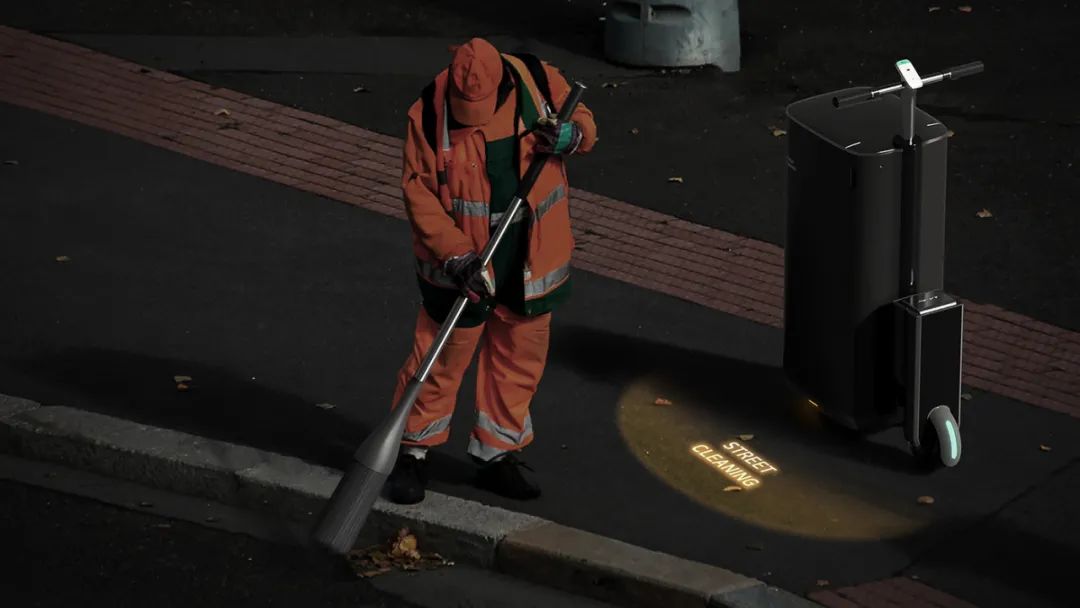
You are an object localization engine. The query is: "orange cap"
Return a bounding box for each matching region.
[448,38,502,126]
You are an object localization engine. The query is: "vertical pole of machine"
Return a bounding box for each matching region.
[900,86,916,146]
[896,86,922,296]
[896,84,921,444]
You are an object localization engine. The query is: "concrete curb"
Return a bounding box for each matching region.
[0,394,818,608]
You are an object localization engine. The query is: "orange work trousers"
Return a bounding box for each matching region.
[390,304,552,461]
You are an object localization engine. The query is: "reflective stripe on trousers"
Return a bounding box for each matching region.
[468,411,535,461]
[403,414,452,443]
[468,436,514,461]
[478,410,534,445]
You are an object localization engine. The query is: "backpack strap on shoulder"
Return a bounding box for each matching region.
[417,80,449,186]
[419,80,438,153]
[507,52,556,116]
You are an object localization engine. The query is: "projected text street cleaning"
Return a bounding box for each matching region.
[691,441,780,489]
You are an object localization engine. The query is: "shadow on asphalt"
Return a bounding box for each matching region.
[905,513,1079,608]
[551,325,920,474]
[7,348,372,470]
[7,347,491,492]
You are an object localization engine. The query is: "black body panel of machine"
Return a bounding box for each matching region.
[783,87,950,430]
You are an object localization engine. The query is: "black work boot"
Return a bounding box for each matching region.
[474,453,541,500]
[386,452,428,505]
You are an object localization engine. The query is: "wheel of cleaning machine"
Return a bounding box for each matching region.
[912,405,962,469]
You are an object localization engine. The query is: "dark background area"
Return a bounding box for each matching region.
[2,0,1077,330]
[1,3,1078,606]
[2,96,1078,606]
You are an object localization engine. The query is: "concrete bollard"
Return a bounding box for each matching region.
[604,0,741,71]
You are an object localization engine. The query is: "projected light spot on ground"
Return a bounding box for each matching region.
[615,373,933,541]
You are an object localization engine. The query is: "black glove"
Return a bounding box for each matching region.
[443,252,496,303]
[533,116,583,155]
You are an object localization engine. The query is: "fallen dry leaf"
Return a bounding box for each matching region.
[769,126,787,137]
[654,397,673,406]
[1039,444,1053,452]
[917,495,935,505]
[723,485,743,492]
[976,208,993,218]
[55,256,70,263]
[175,375,192,391]
[392,531,419,556]
[958,5,973,13]
[816,579,830,587]
[738,434,755,441]
[315,402,336,410]
[214,108,231,117]
[630,127,640,135]
[667,177,684,184]
[347,528,453,579]
[947,129,956,138]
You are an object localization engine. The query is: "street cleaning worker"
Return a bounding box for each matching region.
[387,37,597,504]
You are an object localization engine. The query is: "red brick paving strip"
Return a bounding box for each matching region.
[0,26,1076,417]
[809,577,980,608]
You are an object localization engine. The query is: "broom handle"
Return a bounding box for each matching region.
[409,82,587,388]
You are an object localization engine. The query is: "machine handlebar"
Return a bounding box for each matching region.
[943,61,985,80]
[832,61,984,108]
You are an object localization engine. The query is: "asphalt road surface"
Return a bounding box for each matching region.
[0,477,408,608]
[0,457,619,608]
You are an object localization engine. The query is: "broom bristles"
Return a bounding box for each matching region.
[312,461,387,554]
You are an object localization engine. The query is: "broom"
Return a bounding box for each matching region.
[312,81,587,554]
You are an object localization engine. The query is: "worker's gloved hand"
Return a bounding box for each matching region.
[533,115,583,155]
[443,252,496,303]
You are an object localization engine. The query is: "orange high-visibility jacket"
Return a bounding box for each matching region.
[401,54,597,310]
